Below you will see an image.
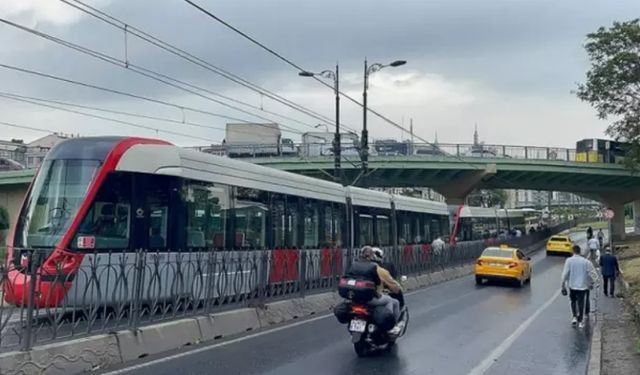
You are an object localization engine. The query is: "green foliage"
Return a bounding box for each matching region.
[0,206,9,231]
[467,189,508,208]
[576,19,640,169]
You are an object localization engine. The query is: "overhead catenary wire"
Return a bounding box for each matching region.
[0,63,304,136]
[184,0,438,144]
[0,17,308,135]
[60,0,351,132]
[0,120,56,135]
[0,94,220,142]
[0,91,295,139]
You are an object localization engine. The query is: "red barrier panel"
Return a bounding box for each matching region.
[320,247,343,277]
[421,243,431,263]
[401,245,414,266]
[269,248,299,283]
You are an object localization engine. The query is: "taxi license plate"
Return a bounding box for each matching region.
[349,319,367,333]
[489,263,506,268]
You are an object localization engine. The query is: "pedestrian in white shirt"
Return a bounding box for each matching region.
[561,245,598,328]
[587,236,601,264]
[431,236,445,256]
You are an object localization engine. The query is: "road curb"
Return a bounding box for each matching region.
[587,313,602,375]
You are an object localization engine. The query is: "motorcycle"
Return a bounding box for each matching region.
[336,276,410,357]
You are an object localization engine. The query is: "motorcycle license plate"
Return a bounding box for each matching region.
[349,319,367,333]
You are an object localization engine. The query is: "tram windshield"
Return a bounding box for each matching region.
[14,159,100,248]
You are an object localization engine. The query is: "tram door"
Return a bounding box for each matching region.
[130,174,182,250]
[130,174,186,301]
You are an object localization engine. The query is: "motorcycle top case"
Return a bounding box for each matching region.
[338,277,378,303]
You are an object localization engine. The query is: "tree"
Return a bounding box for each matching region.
[576,19,640,169]
[466,189,508,208]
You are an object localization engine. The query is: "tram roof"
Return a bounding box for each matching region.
[392,195,448,215]
[116,144,346,203]
[346,186,392,209]
[459,206,524,218]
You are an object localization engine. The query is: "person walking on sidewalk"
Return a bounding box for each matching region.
[600,247,621,297]
[587,235,601,265]
[561,245,598,328]
[597,228,605,249]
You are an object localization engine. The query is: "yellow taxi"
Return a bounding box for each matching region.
[546,235,573,256]
[474,245,532,287]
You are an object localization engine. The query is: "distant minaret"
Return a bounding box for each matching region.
[473,123,479,145]
[434,131,439,145]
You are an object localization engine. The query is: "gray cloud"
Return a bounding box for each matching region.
[0,0,639,146]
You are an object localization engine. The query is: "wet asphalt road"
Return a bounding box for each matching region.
[103,234,592,375]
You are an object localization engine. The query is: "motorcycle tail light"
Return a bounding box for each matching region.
[351,305,368,315]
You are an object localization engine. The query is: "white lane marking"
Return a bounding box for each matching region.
[467,289,561,375]
[102,284,474,374]
[103,313,333,374]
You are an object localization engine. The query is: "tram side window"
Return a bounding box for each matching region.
[430,218,441,240]
[286,196,300,248]
[333,204,345,248]
[182,180,229,249]
[398,212,416,245]
[233,187,268,250]
[422,216,432,243]
[147,181,170,249]
[376,215,390,246]
[73,173,131,251]
[321,203,345,248]
[303,200,319,248]
[358,214,374,247]
[440,216,450,239]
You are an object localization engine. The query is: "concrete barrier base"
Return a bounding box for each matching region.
[0,334,120,375]
[209,308,261,339]
[117,319,202,362]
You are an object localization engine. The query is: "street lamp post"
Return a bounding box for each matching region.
[362,59,406,185]
[299,65,341,183]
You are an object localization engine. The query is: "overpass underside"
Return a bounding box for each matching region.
[254,156,640,240]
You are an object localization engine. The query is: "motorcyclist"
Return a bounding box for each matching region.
[372,247,405,308]
[346,246,403,328]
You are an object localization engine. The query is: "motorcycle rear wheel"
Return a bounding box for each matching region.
[354,340,370,357]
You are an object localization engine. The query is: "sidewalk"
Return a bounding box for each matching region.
[600,293,640,375]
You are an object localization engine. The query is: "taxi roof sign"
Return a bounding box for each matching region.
[499,244,511,249]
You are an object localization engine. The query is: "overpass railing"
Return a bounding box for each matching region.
[211,142,590,163]
[0,221,573,351]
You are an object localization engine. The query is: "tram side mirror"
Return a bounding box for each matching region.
[400,275,408,282]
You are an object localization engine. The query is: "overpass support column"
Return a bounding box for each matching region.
[436,165,497,206]
[608,202,626,242]
[633,200,640,235]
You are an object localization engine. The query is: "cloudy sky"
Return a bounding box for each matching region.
[0,0,639,147]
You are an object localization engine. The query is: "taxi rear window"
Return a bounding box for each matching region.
[482,249,513,258]
[550,237,568,242]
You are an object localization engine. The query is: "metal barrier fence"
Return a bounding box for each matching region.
[0,221,573,351]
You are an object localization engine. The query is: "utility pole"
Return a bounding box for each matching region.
[362,58,407,186]
[299,65,341,184]
[334,64,341,183]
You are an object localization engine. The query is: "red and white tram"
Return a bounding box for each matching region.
[4,137,453,308]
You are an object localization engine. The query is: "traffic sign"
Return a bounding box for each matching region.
[603,209,615,220]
